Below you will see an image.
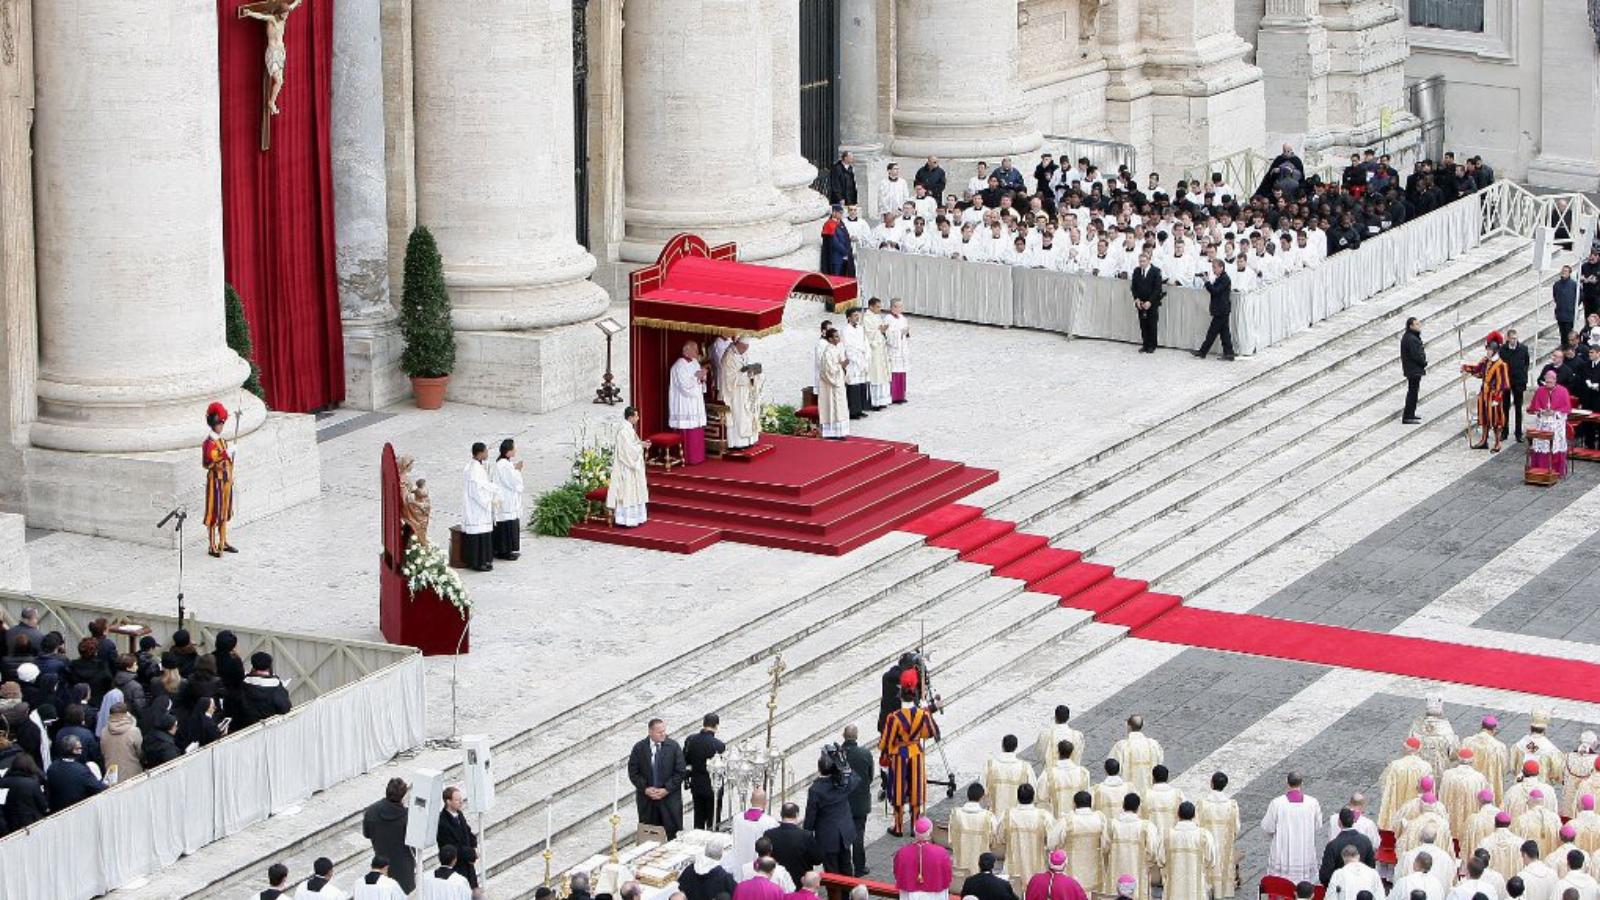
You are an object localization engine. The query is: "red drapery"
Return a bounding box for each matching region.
[216,1,345,412]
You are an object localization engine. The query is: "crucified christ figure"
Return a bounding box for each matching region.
[238,0,304,116]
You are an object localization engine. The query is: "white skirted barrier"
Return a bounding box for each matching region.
[0,650,426,900]
[856,197,1484,355]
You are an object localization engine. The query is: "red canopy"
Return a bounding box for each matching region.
[628,234,858,437]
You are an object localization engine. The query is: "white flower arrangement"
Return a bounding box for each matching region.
[401,534,472,618]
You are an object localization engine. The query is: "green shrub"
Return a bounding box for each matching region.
[761,403,804,435]
[399,225,456,378]
[224,284,266,402]
[531,482,590,537]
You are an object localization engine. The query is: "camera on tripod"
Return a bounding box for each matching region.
[819,742,852,787]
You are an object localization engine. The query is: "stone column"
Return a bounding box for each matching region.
[27,0,318,542]
[412,0,611,411]
[1140,0,1266,178]
[620,0,802,265]
[1318,0,1412,150]
[890,0,1041,160]
[1098,0,1154,164]
[839,0,883,156]
[771,0,828,229]
[1526,0,1600,191]
[333,0,406,410]
[0,0,36,512]
[1254,0,1331,141]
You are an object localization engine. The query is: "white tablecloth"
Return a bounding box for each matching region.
[855,197,1484,356]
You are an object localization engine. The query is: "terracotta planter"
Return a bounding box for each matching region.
[411,375,449,410]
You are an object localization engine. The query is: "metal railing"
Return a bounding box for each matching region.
[1478,180,1600,243]
[1041,134,1138,180]
[0,590,413,705]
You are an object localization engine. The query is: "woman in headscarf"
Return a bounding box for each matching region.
[94,686,124,738]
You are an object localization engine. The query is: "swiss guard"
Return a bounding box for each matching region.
[203,402,237,558]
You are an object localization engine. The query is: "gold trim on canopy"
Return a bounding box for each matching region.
[632,316,786,340]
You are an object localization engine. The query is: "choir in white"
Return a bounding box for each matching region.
[849,160,1326,295]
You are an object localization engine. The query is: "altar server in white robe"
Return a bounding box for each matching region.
[351,857,408,900]
[608,407,651,527]
[866,298,893,409]
[1329,844,1386,900]
[719,337,762,450]
[491,438,523,561]
[461,443,497,572]
[418,845,473,899]
[885,298,911,404]
[842,309,872,420]
[296,857,351,900]
[812,320,833,401]
[818,328,850,439]
[1261,773,1323,883]
[669,341,708,465]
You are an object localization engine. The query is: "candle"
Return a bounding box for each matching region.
[613,768,620,816]
[546,800,553,851]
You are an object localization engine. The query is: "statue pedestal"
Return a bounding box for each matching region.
[378,562,470,656]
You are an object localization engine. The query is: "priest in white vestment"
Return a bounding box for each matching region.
[1443,749,1493,841]
[1389,853,1445,900]
[1036,705,1086,769]
[1554,853,1600,900]
[350,860,407,900]
[461,444,497,572]
[865,298,893,409]
[731,789,778,881]
[999,784,1055,893]
[608,408,651,527]
[984,735,1037,822]
[1110,716,1164,801]
[1399,831,1458,896]
[1381,738,1436,830]
[1329,844,1387,900]
[669,341,708,465]
[1464,717,1512,806]
[842,309,872,420]
[1038,744,1091,817]
[1054,793,1110,893]
[491,438,524,562]
[1160,804,1217,900]
[1198,772,1241,899]
[884,299,911,404]
[818,329,850,439]
[1520,841,1564,900]
[1261,775,1323,883]
[948,783,1000,881]
[719,337,762,450]
[1106,794,1160,900]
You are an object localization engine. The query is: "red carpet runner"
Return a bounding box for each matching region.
[899,505,1600,705]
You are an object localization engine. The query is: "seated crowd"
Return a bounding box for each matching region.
[825,145,1495,294]
[0,606,292,835]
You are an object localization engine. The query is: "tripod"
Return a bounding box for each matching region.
[914,641,958,799]
[156,508,189,629]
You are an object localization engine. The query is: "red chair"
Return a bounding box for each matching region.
[1260,875,1298,900]
[646,432,683,470]
[795,405,820,437]
[1376,828,1398,866]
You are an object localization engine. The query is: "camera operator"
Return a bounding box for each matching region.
[804,745,859,875]
[878,652,919,734]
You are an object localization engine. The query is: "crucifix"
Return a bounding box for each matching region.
[237,0,305,151]
[762,654,786,795]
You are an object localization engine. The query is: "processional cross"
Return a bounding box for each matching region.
[237,0,305,151]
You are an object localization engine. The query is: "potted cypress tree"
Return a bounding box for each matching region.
[224,284,266,402]
[400,225,456,409]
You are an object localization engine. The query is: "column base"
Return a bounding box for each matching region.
[343,318,411,411]
[1148,75,1266,178]
[23,412,320,547]
[0,512,27,593]
[448,318,610,413]
[1526,156,1600,193]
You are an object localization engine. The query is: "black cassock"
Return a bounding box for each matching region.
[628,736,687,838]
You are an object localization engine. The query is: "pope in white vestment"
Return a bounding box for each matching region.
[818,333,850,439]
[669,342,708,465]
[608,410,651,527]
[719,338,762,450]
[1261,785,1323,883]
[461,448,497,571]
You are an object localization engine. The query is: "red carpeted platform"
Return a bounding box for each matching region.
[1061,577,1150,615]
[899,503,984,537]
[1134,607,1600,705]
[994,547,1083,585]
[929,517,1017,555]
[1031,561,1115,603]
[962,531,1049,569]
[571,435,996,555]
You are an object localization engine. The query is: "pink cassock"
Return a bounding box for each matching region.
[734,878,785,900]
[1026,872,1090,900]
[893,840,954,893]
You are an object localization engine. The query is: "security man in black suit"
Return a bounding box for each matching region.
[1194,258,1236,361]
[958,853,1018,900]
[684,713,726,830]
[1130,251,1165,353]
[764,801,824,886]
[628,718,688,838]
[1400,316,1427,424]
[841,725,876,875]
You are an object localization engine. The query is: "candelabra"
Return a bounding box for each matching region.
[711,738,786,818]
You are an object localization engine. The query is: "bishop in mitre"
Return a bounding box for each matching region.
[984,735,1037,823]
[1515,711,1566,790]
[1410,696,1461,778]
[608,407,651,528]
[719,336,762,450]
[1197,773,1241,899]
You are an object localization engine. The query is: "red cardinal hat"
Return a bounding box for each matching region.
[206,401,229,422]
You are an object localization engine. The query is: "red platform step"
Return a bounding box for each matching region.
[1060,576,1149,615]
[1031,562,1115,603]
[568,519,722,554]
[899,503,984,538]
[929,517,1016,556]
[962,532,1049,569]
[1100,591,1184,631]
[993,547,1083,586]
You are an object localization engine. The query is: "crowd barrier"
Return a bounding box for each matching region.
[0,591,427,900]
[856,196,1484,355]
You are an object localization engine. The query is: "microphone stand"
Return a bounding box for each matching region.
[157,508,189,629]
